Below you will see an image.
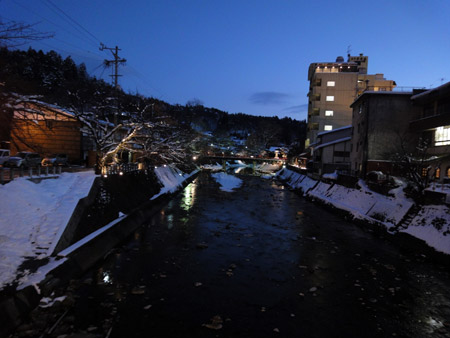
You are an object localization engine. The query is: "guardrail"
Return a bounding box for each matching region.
[0,166,62,184]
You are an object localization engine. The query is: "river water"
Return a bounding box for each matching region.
[15,172,450,337]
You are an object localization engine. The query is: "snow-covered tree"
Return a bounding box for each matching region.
[68,97,198,173]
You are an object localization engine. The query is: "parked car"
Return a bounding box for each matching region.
[5,152,42,168]
[41,154,69,166]
[0,149,10,166]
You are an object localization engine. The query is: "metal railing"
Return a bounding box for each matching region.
[0,165,62,184]
[102,163,140,176]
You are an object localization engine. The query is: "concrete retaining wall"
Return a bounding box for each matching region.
[0,170,199,338]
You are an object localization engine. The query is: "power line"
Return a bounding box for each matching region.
[11,0,99,50]
[42,0,101,46]
[122,64,167,99]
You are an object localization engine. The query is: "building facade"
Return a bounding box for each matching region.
[9,101,82,163]
[306,54,396,147]
[410,82,450,182]
[310,125,352,175]
[350,92,420,177]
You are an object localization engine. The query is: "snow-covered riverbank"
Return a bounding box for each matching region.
[0,172,97,288]
[0,165,197,290]
[278,168,450,255]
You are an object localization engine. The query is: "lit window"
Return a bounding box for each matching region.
[326,96,334,102]
[324,125,333,131]
[325,110,334,116]
[421,167,428,177]
[447,167,450,178]
[327,81,335,87]
[435,126,450,146]
[435,168,441,179]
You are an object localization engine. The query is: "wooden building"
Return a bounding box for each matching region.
[9,100,82,163]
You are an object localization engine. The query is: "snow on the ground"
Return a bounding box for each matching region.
[151,165,197,200]
[0,172,96,288]
[278,168,450,255]
[322,171,338,180]
[200,163,223,172]
[277,169,317,195]
[7,166,196,291]
[227,160,249,168]
[211,172,243,192]
[401,205,450,255]
[255,163,282,173]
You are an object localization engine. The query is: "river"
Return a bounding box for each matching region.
[13,172,450,337]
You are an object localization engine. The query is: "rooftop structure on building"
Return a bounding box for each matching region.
[305,53,396,148]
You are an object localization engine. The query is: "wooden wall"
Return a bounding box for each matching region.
[10,119,82,163]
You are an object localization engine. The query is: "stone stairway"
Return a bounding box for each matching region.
[395,204,421,231]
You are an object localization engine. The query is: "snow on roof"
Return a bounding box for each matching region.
[411,81,450,101]
[350,91,413,107]
[317,125,352,137]
[314,137,352,150]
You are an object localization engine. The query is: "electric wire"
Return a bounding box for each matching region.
[11,0,100,51]
[122,64,167,99]
[42,0,101,47]
[7,0,164,99]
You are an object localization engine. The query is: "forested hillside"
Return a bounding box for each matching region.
[0,47,306,149]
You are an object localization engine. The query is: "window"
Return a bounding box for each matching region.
[327,81,335,87]
[326,96,334,102]
[324,125,333,131]
[308,123,319,131]
[434,126,450,146]
[325,110,334,116]
[435,168,441,179]
[421,167,428,177]
[45,120,54,129]
[447,167,450,178]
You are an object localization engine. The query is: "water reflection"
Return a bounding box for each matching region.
[234,166,246,174]
[96,268,114,285]
[167,214,174,229]
[181,182,197,211]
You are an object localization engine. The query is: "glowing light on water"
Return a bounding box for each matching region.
[167,214,174,229]
[102,271,113,284]
[181,183,197,211]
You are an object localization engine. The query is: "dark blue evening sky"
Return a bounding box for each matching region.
[1,0,449,121]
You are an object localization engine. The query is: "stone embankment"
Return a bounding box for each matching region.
[278,167,450,256]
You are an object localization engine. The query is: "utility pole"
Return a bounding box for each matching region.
[100,43,126,125]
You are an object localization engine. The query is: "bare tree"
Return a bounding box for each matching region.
[0,20,53,47]
[391,136,439,195]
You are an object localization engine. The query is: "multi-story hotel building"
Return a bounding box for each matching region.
[305,54,396,147]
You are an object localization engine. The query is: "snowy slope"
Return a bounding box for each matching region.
[151,165,197,200]
[0,172,96,287]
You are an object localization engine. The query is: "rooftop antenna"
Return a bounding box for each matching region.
[347,45,352,56]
